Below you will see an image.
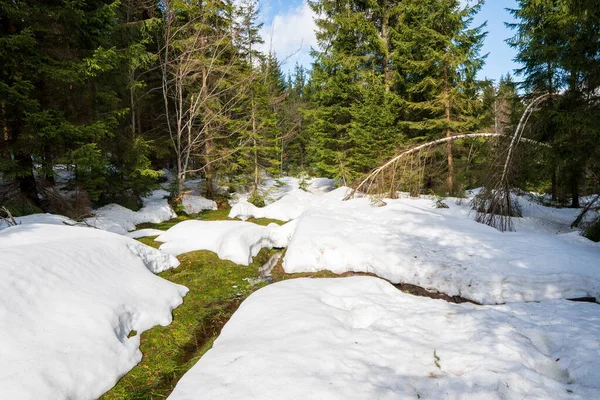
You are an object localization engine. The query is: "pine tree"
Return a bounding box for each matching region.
[231,1,286,202]
[279,63,311,175]
[508,0,600,206]
[394,0,487,195]
[307,0,404,183]
[0,0,125,211]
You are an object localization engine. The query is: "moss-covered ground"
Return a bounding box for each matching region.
[101,210,278,400]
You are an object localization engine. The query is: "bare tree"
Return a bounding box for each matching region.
[345,93,553,232]
[159,0,250,198]
[472,94,553,231]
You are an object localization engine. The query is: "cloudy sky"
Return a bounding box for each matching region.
[257,0,520,82]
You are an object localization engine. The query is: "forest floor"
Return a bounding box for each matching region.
[103,210,370,399]
[3,179,599,399]
[102,207,487,400]
[101,210,283,400]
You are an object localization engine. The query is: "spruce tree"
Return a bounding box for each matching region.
[307,0,404,183]
[508,0,600,206]
[394,0,487,195]
[0,0,125,211]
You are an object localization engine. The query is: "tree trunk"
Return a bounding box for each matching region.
[252,98,259,195]
[177,156,184,198]
[551,168,558,202]
[443,59,454,195]
[204,136,215,199]
[1,104,10,160]
[15,153,41,207]
[445,98,454,195]
[381,3,391,92]
[570,171,580,208]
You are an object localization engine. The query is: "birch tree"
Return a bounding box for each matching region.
[160,0,246,198]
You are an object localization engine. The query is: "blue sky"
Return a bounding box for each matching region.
[258,0,521,83]
[473,0,519,81]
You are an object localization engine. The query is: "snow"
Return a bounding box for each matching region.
[227,188,600,304]
[85,189,176,235]
[284,195,600,304]
[228,176,336,206]
[181,194,217,214]
[0,190,175,236]
[0,213,77,230]
[229,186,349,221]
[126,228,166,239]
[0,224,187,400]
[167,277,600,400]
[155,219,296,265]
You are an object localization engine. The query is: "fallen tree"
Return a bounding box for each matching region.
[345,94,554,232]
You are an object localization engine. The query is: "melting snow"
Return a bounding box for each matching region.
[0,224,187,399]
[168,277,600,400]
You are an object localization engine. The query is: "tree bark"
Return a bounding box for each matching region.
[15,153,41,207]
[444,91,454,194]
[381,2,391,92]
[570,171,580,208]
[551,168,558,202]
[252,98,259,195]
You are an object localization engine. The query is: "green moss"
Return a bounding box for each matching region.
[136,209,282,232]
[101,246,274,400]
[100,209,283,399]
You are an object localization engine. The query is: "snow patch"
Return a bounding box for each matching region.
[156,219,296,265]
[85,189,175,234]
[0,213,77,230]
[283,197,600,304]
[181,194,217,214]
[167,277,600,400]
[0,224,187,399]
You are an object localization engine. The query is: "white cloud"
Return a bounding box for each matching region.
[258,1,318,72]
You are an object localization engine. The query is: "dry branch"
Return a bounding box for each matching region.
[473,94,554,231]
[345,132,549,201]
[0,206,17,227]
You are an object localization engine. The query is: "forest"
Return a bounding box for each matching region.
[2,1,600,400]
[1,0,599,235]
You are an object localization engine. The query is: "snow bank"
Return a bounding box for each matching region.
[167,277,600,400]
[86,189,176,234]
[0,213,77,231]
[228,176,336,206]
[181,194,217,214]
[0,224,187,399]
[284,197,600,304]
[229,186,350,221]
[156,219,296,265]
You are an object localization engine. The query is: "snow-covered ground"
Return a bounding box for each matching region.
[181,193,217,214]
[228,176,336,206]
[155,219,297,265]
[227,188,600,304]
[229,186,348,221]
[285,196,600,304]
[0,212,77,230]
[168,277,600,400]
[84,189,176,234]
[0,224,188,399]
[2,174,599,399]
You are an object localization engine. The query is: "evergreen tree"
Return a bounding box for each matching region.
[231,1,286,202]
[279,63,311,175]
[0,0,125,211]
[394,0,487,194]
[307,0,404,183]
[509,0,600,206]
